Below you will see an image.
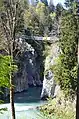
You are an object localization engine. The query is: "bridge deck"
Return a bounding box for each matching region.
[22,35,59,42]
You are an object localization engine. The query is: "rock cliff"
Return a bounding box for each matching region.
[41,41,60,99]
[14,40,43,93]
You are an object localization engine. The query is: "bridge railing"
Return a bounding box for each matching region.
[21,35,59,42]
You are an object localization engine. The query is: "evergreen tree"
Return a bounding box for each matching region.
[53,11,78,96]
[52,1,79,119]
[0,55,11,113]
[56,3,64,20]
[41,0,48,6]
[65,0,74,7]
[49,0,55,12]
[24,2,52,36]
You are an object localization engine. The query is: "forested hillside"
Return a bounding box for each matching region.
[0,0,78,119]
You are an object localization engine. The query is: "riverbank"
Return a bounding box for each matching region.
[39,90,76,119]
[0,102,46,119]
[0,87,47,119]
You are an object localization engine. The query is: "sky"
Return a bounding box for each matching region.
[48,0,65,6]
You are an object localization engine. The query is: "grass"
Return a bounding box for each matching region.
[39,91,76,119]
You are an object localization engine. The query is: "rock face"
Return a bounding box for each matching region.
[41,70,56,99]
[14,42,43,93]
[0,39,44,98]
[14,43,42,92]
[41,41,60,99]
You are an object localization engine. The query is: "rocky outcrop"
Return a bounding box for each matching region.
[0,38,44,98]
[41,41,60,99]
[14,41,43,93]
[41,70,56,99]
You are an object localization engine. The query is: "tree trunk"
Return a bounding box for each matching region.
[76,86,79,119]
[10,86,15,119]
[10,60,15,119]
[76,38,79,119]
[76,23,79,118]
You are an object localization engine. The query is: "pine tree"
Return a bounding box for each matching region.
[52,1,79,119]
[53,11,78,96]
[41,0,48,6]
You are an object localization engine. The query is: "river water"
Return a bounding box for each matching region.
[0,87,48,119]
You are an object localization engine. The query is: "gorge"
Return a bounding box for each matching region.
[14,36,59,99]
[0,37,59,119]
[0,0,77,119]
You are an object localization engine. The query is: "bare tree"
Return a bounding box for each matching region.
[0,0,25,119]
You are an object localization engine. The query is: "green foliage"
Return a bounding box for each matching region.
[0,0,3,8]
[40,94,75,119]
[0,55,16,113]
[0,0,26,41]
[65,0,75,8]
[65,0,78,16]
[0,108,7,114]
[0,55,11,87]
[56,3,64,20]
[0,55,17,87]
[24,2,53,36]
[43,42,50,57]
[0,99,7,114]
[51,11,78,96]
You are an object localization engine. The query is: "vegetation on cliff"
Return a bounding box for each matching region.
[0,0,79,119]
[40,1,78,119]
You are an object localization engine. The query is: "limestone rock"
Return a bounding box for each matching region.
[14,41,42,93]
[41,41,60,99]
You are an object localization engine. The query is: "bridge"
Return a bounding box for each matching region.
[16,35,59,53]
[21,35,59,45]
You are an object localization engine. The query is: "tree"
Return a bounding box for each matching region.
[75,1,79,119]
[56,3,64,20]
[0,55,10,113]
[52,1,79,118]
[65,0,74,7]
[49,0,55,12]
[52,11,78,95]
[24,2,53,36]
[0,0,3,8]
[36,2,50,35]
[41,0,48,6]
[24,6,41,35]
[0,55,10,89]
[0,0,25,119]
[0,55,17,107]
[64,1,79,119]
